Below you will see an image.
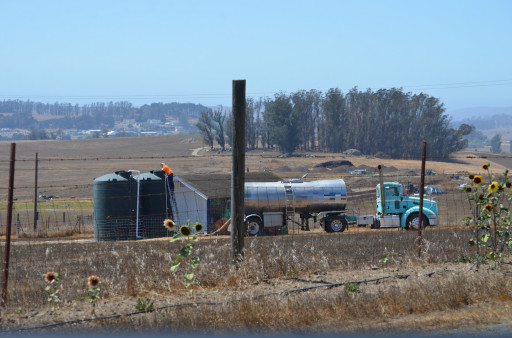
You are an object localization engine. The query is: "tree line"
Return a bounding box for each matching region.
[197,87,474,159]
[0,100,208,130]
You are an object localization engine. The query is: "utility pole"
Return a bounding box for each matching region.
[417,141,427,257]
[33,152,38,232]
[2,143,16,307]
[231,80,246,264]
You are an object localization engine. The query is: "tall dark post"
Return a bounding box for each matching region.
[33,152,38,232]
[231,80,246,264]
[2,143,16,307]
[417,141,427,257]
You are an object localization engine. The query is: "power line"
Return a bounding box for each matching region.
[0,79,511,103]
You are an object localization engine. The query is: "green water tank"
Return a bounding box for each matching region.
[93,171,137,241]
[138,170,173,238]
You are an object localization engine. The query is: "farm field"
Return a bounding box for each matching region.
[0,136,512,334]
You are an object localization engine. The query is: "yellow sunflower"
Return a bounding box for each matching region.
[488,181,498,192]
[163,219,176,231]
[482,163,490,170]
[194,222,203,233]
[88,275,101,287]
[472,175,483,185]
[44,272,59,284]
[484,204,494,211]
[179,225,192,237]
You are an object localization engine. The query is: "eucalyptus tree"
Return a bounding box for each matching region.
[196,110,215,150]
[212,108,226,151]
[246,98,258,149]
[260,97,273,149]
[263,93,300,154]
[253,97,264,149]
[320,88,346,152]
[225,112,233,147]
[291,89,322,151]
[490,134,502,153]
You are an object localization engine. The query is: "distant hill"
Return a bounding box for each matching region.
[447,106,512,121]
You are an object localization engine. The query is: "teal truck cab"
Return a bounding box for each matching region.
[372,181,439,229]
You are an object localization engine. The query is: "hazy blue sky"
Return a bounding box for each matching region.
[1,0,511,113]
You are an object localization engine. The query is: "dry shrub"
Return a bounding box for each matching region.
[5,228,475,306]
[17,230,76,239]
[4,227,510,332]
[84,272,512,333]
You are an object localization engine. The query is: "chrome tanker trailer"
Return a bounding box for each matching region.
[243,178,349,235]
[241,169,439,236]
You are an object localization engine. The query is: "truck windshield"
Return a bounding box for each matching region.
[384,186,399,198]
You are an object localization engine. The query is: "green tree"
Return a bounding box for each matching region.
[291,89,322,151]
[28,129,49,140]
[264,93,300,154]
[320,88,345,152]
[225,112,233,147]
[246,98,257,150]
[490,134,502,153]
[464,128,488,149]
[212,109,226,151]
[196,110,215,149]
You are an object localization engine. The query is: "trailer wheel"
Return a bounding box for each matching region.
[246,217,263,236]
[326,217,347,233]
[371,219,380,229]
[406,213,428,230]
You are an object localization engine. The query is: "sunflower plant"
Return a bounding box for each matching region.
[83,275,101,316]
[43,271,61,312]
[164,219,203,295]
[462,163,512,266]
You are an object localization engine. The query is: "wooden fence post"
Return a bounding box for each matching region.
[231,80,246,264]
[417,141,427,257]
[2,143,16,307]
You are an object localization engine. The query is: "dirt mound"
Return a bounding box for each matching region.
[331,166,352,173]
[314,160,354,169]
[276,165,291,171]
[377,165,398,172]
[343,149,363,156]
[311,166,330,172]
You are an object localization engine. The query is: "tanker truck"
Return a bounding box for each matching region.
[241,171,439,235]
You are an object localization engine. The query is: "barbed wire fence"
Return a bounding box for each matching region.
[0,149,510,315]
[1,152,510,237]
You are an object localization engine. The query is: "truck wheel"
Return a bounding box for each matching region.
[326,217,347,233]
[246,217,263,236]
[371,219,380,229]
[406,213,428,230]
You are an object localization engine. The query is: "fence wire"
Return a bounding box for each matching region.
[0,149,509,312]
[0,152,507,237]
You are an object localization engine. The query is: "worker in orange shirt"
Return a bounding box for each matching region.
[161,163,174,190]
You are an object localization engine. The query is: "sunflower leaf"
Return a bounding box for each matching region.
[185,272,194,281]
[191,256,200,268]
[179,247,191,257]
[170,262,180,271]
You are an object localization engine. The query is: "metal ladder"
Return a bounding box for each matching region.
[170,190,181,226]
[284,182,295,230]
[165,176,181,226]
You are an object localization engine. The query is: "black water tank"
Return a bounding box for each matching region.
[139,170,173,238]
[93,171,137,241]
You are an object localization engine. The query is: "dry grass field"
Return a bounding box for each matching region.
[0,136,512,334]
[1,134,510,202]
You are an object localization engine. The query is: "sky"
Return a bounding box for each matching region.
[1,0,511,116]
